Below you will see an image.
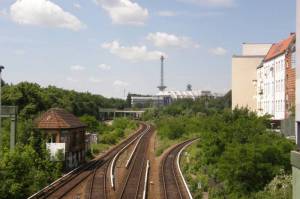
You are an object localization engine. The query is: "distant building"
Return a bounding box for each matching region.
[232,43,272,111]
[257,33,296,121]
[157,90,222,101]
[36,108,87,169]
[130,90,222,108]
[131,95,167,108]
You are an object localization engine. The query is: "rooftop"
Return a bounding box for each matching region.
[264,33,295,61]
[36,108,87,129]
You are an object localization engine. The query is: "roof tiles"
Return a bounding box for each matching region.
[36,108,87,129]
[264,33,295,61]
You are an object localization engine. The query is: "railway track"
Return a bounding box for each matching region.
[86,124,152,199]
[117,125,153,199]
[160,139,198,199]
[28,123,148,199]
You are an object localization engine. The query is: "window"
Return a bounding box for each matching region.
[292,52,296,69]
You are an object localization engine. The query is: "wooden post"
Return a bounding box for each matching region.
[10,117,16,150]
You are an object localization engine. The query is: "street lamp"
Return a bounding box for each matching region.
[0,65,4,148]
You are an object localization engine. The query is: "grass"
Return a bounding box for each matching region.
[89,123,139,158]
[155,136,184,156]
[180,142,208,199]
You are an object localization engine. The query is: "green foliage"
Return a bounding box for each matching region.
[254,171,292,199]
[0,145,62,199]
[2,82,127,119]
[142,91,231,120]
[0,81,128,198]
[80,115,101,133]
[155,106,295,198]
[99,118,137,146]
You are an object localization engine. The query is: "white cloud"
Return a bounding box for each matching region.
[177,0,235,7]
[10,0,84,31]
[157,10,223,18]
[209,47,227,56]
[89,77,102,83]
[146,32,199,48]
[113,80,129,87]
[98,64,111,71]
[70,65,85,71]
[102,40,165,62]
[66,76,78,82]
[73,3,81,9]
[95,0,148,25]
[157,11,178,17]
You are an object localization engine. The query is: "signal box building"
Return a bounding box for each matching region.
[36,108,87,169]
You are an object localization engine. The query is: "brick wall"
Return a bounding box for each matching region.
[286,48,296,117]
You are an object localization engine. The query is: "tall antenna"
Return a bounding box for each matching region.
[158,55,167,91]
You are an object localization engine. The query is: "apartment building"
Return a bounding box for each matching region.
[296,0,300,145]
[232,43,272,111]
[292,2,300,199]
[257,33,296,121]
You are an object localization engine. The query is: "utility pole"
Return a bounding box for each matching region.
[0,66,4,149]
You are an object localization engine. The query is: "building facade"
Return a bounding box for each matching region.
[292,1,300,199]
[131,95,167,108]
[36,108,87,169]
[257,33,296,121]
[157,90,222,101]
[297,0,300,146]
[232,43,272,111]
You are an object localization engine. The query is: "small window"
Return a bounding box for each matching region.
[291,52,296,69]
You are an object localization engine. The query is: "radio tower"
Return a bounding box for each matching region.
[158,55,167,91]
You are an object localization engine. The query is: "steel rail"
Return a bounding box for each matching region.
[125,125,150,168]
[142,160,150,199]
[110,124,150,189]
[86,123,148,199]
[118,125,152,199]
[29,123,146,199]
[176,140,199,199]
[161,139,198,199]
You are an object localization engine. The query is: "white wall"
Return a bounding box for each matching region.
[46,143,65,160]
[257,54,286,120]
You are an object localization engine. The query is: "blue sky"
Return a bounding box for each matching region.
[0,0,296,98]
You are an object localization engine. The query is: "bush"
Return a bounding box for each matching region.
[155,108,295,198]
[101,133,118,145]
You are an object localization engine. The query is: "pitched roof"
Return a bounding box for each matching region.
[264,33,295,62]
[36,108,87,129]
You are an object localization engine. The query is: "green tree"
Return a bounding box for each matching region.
[80,115,101,133]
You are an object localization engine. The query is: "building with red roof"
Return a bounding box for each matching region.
[257,33,296,122]
[36,108,87,169]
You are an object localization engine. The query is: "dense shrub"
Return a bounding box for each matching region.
[156,107,295,198]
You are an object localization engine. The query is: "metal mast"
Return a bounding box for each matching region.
[158,55,167,91]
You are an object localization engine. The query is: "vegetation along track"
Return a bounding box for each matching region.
[161,139,198,199]
[117,124,153,199]
[28,123,148,199]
